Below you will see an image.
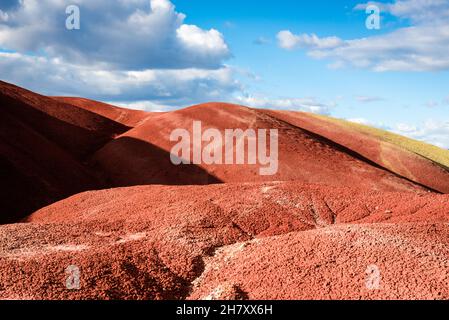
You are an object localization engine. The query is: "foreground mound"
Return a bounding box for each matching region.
[0,182,446,300]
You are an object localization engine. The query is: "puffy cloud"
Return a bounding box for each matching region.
[277,31,344,50]
[0,51,240,108]
[0,0,230,70]
[277,0,449,72]
[0,0,238,108]
[277,31,299,50]
[177,25,228,55]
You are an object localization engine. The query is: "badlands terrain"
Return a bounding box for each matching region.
[0,80,448,299]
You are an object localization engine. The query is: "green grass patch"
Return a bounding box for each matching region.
[310,113,449,169]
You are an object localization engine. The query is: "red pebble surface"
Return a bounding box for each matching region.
[0,182,446,299]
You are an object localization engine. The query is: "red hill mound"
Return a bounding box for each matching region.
[264,110,449,193]
[0,81,129,222]
[52,97,152,128]
[93,103,427,192]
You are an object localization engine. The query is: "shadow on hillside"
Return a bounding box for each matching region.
[0,85,222,224]
[93,136,222,187]
[0,135,221,224]
[0,86,130,159]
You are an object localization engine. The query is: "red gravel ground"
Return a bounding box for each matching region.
[0,182,446,300]
[0,81,448,300]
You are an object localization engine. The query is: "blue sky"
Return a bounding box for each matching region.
[0,0,449,147]
[175,0,449,135]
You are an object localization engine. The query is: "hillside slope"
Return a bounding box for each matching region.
[264,110,449,193]
[0,82,130,222]
[93,103,427,192]
[52,97,152,128]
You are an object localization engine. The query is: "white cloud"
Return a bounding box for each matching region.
[346,117,449,148]
[109,100,174,112]
[0,0,230,70]
[0,10,8,22]
[177,25,228,55]
[355,95,384,103]
[277,0,449,72]
[0,51,240,107]
[277,31,299,50]
[347,118,372,125]
[235,95,334,114]
[346,117,389,129]
[356,0,449,23]
[393,120,449,148]
[0,0,238,108]
[277,30,343,50]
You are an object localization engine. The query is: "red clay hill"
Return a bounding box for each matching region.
[0,81,448,300]
[93,103,435,190]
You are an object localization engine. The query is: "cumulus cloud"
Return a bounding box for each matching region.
[277,0,449,72]
[0,51,240,109]
[0,0,240,108]
[235,95,334,114]
[0,0,230,70]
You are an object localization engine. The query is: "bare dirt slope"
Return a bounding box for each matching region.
[93,102,427,192]
[264,110,449,193]
[52,97,152,128]
[0,81,131,223]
